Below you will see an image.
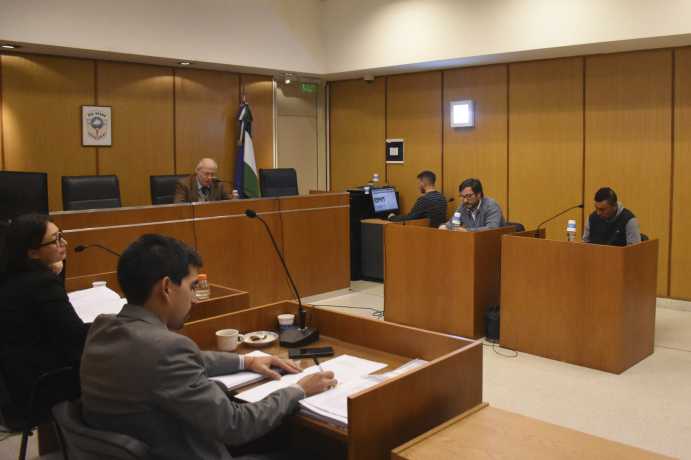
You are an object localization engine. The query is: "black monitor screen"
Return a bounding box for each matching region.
[371,188,399,214]
[0,171,49,221]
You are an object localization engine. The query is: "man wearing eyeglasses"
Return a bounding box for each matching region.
[174,158,231,203]
[439,178,505,231]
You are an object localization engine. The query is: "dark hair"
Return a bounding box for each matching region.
[594,187,618,206]
[0,213,51,278]
[416,170,436,185]
[459,178,483,197]
[117,234,203,305]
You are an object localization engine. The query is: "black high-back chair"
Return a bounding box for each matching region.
[259,168,298,197]
[62,175,121,211]
[53,400,151,460]
[149,175,187,205]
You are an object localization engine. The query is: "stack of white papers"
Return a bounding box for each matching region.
[298,359,428,427]
[209,350,272,390]
[235,354,388,403]
[68,285,127,323]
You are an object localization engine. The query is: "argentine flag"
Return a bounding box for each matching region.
[234,102,260,198]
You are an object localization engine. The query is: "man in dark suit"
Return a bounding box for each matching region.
[175,157,231,203]
[80,234,336,459]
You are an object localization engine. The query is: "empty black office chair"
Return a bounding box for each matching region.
[149,174,187,205]
[53,400,151,460]
[0,364,76,460]
[259,168,298,197]
[62,175,121,211]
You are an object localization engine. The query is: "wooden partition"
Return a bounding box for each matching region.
[181,301,483,460]
[52,193,349,307]
[500,236,658,373]
[384,225,513,338]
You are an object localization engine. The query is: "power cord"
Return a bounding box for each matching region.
[482,339,518,358]
[310,304,384,319]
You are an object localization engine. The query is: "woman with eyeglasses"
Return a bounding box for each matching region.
[0,213,88,411]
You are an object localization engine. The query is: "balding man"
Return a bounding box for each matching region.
[174,158,231,203]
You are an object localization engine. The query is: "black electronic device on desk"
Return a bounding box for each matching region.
[370,187,399,218]
[288,346,335,359]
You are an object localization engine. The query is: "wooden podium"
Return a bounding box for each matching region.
[181,301,482,460]
[500,236,659,373]
[384,225,514,338]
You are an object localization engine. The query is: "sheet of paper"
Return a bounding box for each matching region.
[209,350,271,390]
[68,286,127,323]
[235,354,387,403]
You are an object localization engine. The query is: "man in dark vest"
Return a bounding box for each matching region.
[582,187,641,246]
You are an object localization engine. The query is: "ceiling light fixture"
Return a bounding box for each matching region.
[178,61,192,66]
[1,44,19,49]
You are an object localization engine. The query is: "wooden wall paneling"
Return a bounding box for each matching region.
[97,62,174,207]
[329,78,386,192]
[240,74,274,172]
[508,58,584,240]
[387,72,443,213]
[585,50,673,296]
[2,55,96,210]
[175,68,239,185]
[443,65,508,214]
[671,47,691,299]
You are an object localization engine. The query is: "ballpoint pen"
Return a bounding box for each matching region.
[313,357,324,372]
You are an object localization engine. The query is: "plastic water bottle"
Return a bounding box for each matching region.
[195,274,210,300]
[372,173,380,185]
[232,189,240,199]
[450,211,462,231]
[566,219,577,242]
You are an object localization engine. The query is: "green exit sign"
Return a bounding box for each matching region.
[301,83,317,93]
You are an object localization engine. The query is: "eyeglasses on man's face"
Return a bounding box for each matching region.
[39,231,67,248]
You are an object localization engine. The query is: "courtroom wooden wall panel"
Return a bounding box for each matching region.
[584,50,673,296]
[240,74,274,172]
[387,72,442,213]
[174,68,239,184]
[443,65,508,213]
[1,54,96,211]
[329,78,386,192]
[671,47,691,299]
[97,62,174,207]
[508,58,584,240]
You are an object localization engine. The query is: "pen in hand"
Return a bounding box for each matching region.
[313,357,324,372]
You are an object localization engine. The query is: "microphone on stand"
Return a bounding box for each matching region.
[244,209,319,347]
[74,244,121,258]
[535,204,584,237]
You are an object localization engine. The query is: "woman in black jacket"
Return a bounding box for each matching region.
[0,214,88,410]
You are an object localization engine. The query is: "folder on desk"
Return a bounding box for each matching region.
[68,285,127,323]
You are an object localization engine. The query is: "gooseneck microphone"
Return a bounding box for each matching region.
[74,244,121,258]
[535,204,584,237]
[244,209,319,347]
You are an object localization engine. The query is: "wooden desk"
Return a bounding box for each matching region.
[384,225,514,338]
[181,301,483,460]
[392,404,673,460]
[500,237,658,373]
[52,193,350,306]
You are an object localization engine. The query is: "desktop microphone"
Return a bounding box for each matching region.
[535,204,584,237]
[244,209,319,347]
[74,244,121,257]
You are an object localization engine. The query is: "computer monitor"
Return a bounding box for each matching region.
[371,187,399,215]
[0,171,49,222]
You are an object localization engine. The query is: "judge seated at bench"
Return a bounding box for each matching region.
[80,234,336,460]
[582,187,641,246]
[175,158,231,203]
[439,178,505,232]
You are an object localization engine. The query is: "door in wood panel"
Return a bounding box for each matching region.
[585,50,672,296]
[509,58,584,240]
[2,55,96,210]
[97,62,174,207]
[175,68,238,185]
[240,75,274,171]
[671,47,691,299]
[387,72,442,213]
[443,65,508,215]
[329,78,386,192]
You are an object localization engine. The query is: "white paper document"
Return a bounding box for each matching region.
[68,285,127,323]
[235,354,388,403]
[209,351,271,390]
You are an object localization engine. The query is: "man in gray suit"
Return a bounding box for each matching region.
[440,178,505,231]
[80,234,335,460]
